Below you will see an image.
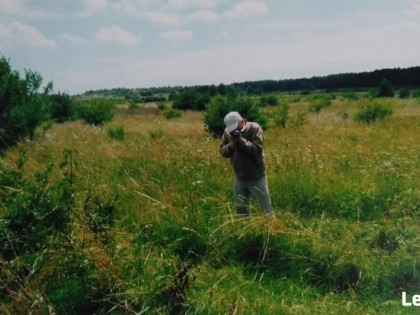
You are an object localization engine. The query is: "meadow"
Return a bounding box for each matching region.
[1,93,420,314]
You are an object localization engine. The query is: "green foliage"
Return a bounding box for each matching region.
[49,92,74,122]
[258,95,278,107]
[84,194,117,245]
[377,79,394,97]
[148,127,164,139]
[289,111,307,127]
[75,98,114,125]
[203,95,267,137]
[273,104,290,128]
[172,90,210,111]
[308,95,333,114]
[107,125,125,141]
[157,102,166,110]
[163,108,182,120]
[0,150,73,260]
[353,100,393,124]
[342,91,359,100]
[0,56,51,151]
[398,87,410,98]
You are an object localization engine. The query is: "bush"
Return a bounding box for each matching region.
[399,87,410,98]
[259,95,278,107]
[107,126,125,141]
[289,111,307,127]
[0,56,52,151]
[163,109,182,120]
[342,91,359,100]
[308,96,332,114]
[157,102,166,110]
[203,95,267,137]
[49,92,74,122]
[273,104,290,128]
[172,90,210,111]
[75,98,114,125]
[377,79,394,98]
[0,150,73,259]
[353,100,393,124]
[149,127,164,139]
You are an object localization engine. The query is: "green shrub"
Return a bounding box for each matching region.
[353,100,393,124]
[0,57,52,151]
[149,127,164,139]
[259,95,278,107]
[377,79,394,97]
[157,102,166,110]
[75,98,114,125]
[289,111,306,127]
[128,102,138,111]
[0,150,73,259]
[107,125,125,141]
[308,97,332,114]
[172,90,210,111]
[49,92,74,122]
[163,109,182,120]
[398,87,410,98]
[204,95,267,137]
[84,194,117,245]
[273,104,290,128]
[342,91,359,100]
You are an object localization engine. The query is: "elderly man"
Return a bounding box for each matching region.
[219,111,274,217]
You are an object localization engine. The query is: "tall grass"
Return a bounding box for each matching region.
[1,98,420,313]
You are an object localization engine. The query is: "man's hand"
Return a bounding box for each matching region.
[229,130,241,149]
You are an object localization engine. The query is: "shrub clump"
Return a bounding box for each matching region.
[163,108,182,120]
[353,100,393,124]
[75,98,115,125]
[203,95,267,137]
[377,79,394,98]
[107,125,125,141]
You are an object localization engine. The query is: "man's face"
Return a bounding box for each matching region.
[236,119,244,131]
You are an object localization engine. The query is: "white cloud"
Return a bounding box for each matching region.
[0,0,24,15]
[164,0,216,10]
[77,0,108,17]
[224,1,268,18]
[60,33,89,46]
[404,0,420,16]
[0,22,56,48]
[111,0,156,18]
[187,9,220,22]
[161,30,194,40]
[96,26,140,46]
[0,0,59,18]
[149,11,180,26]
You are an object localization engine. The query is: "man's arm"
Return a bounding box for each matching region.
[219,132,234,158]
[237,125,263,156]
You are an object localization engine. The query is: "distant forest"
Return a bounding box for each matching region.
[82,66,420,99]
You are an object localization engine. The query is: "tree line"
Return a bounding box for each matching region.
[82,66,420,99]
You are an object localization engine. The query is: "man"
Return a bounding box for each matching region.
[219,111,274,217]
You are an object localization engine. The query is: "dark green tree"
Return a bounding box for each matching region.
[0,57,52,151]
[75,98,115,125]
[377,79,394,97]
[204,95,267,137]
[50,92,74,122]
[172,90,210,111]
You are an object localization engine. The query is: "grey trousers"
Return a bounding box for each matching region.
[234,176,274,217]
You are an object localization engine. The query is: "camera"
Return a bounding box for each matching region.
[231,130,241,137]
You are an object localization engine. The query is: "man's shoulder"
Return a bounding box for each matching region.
[245,121,263,131]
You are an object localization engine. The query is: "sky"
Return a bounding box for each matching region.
[1,0,420,94]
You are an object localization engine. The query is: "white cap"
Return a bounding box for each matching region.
[224,111,242,133]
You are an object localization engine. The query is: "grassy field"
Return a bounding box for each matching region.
[1,94,420,314]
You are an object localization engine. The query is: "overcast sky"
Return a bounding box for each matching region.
[1,0,419,94]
